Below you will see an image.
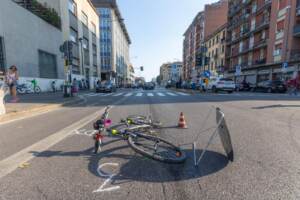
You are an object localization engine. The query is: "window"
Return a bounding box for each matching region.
[82,11,88,26]
[0,37,5,76]
[91,22,96,35]
[68,0,77,16]
[82,38,89,49]
[70,28,78,43]
[38,50,57,79]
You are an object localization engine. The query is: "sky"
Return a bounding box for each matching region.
[117,0,215,81]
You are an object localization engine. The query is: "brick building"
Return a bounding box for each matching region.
[182,0,228,82]
[183,12,204,82]
[225,0,300,84]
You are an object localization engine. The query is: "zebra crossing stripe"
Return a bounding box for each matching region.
[176,92,189,96]
[167,92,177,96]
[102,93,112,97]
[125,93,133,97]
[136,93,143,97]
[86,93,98,97]
[157,92,165,96]
[147,93,154,96]
[113,93,124,97]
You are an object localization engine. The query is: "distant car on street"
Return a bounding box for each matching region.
[252,80,287,93]
[96,81,117,93]
[202,77,235,93]
[143,82,155,90]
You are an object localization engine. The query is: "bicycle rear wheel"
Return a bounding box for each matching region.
[128,132,186,164]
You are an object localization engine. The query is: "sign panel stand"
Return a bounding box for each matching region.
[180,107,234,167]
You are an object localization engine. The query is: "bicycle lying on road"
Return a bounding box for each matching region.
[92,107,187,164]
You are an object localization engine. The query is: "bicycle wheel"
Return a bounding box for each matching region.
[128,132,186,164]
[34,86,41,94]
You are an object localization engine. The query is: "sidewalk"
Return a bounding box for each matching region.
[1,92,84,123]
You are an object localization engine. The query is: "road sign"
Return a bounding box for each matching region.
[282,62,288,72]
[203,70,211,78]
[235,65,241,76]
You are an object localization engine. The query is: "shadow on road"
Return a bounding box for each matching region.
[31,138,229,184]
[252,104,300,109]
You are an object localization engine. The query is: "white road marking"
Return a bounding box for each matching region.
[93,163,120,193]
[0,97,128,179]
[157,93,165,96]
[176,92,189,96]
[124,93,133,97]
[166,92,177,96]
[136,93,143,97]
[147,93,154,96]
[86,93,98,97]
[113,93,124,97]
[102,93,112,97]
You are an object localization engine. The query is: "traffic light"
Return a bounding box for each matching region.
[196,54,202,66]
[204,57,210,65]
[60,41,73,64]
[140,66,144,71]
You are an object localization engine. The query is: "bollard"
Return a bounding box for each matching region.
[0,83,7,115]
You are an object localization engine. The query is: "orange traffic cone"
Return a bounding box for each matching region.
[178,112,188,128]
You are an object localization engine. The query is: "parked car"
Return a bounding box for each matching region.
[202,77,235,93]
[252,80,287,93]
[96,81,117,93]
[143,82,155,90]
[236,81,254,91]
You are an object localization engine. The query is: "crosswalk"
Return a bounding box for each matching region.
[83,91,190,98]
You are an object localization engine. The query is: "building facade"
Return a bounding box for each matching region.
[204,24,227,75]
[0,0,100,90]
[0,0,64,91]
[62,0,100,89]
[225,0,300,84]
[183,12,205,82]
[183,0,228,82]
[160,62,183,86]
[92,0,131,87]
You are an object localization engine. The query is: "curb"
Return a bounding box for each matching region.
[0,97,84,124]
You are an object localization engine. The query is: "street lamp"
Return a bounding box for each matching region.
[78,38,84,77]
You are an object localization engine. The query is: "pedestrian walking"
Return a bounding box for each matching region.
[51,80,56,93]
[72,78,78,94]
[288,78,298,96]
[5,65,19,102]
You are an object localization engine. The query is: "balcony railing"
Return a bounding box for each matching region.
[293,25,300,37]
[290,49,300,61]
[13,0,61,29]
[297,7,300,16]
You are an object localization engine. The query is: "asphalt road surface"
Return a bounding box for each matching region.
[0,88,299,200]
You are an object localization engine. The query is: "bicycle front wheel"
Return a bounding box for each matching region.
[34,86,41,93]
[128,133,186,164]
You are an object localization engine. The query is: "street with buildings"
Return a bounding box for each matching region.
[0,0,300,200]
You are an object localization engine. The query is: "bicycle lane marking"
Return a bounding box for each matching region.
[93,163,121,193]
[0,96,129,179]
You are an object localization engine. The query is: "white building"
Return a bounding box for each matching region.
[0,0,100,91]
[0,0,64,91]
[92,0,131,87]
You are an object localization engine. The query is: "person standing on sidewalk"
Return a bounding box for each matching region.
[5,65,19,102]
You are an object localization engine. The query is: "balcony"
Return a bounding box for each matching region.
[13,0,61,29]
[290,49,300,61]
[297,7,300,16]
[253,58,266,65]
[293,25,300,37]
